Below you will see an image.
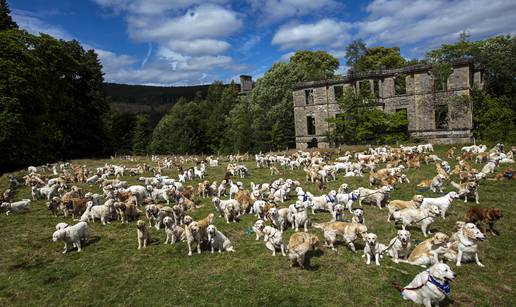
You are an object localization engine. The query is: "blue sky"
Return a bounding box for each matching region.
[9,0,516,86]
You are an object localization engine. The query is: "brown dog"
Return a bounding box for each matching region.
[464,207,503,235]
[288,232,319,268]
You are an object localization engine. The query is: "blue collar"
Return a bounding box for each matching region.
[326,195,335,203]
[302,195,309,202]
[428,274,451,296]
[350,193,358,201]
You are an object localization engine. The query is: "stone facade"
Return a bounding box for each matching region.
[292,59,483,149]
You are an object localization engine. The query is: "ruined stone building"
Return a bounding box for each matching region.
[292,59,483,149]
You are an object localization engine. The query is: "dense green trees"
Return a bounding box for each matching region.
[329,88,409,145]
[148,50,340,154]
[0,0,17,31]
[0,27,110,171]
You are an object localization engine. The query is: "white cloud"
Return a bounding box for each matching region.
[167,39,230,56]
[126,4,242,41]
[278,51,295,62]
[238,35,261,52]
[358,0,516,48]
[94,48,138,76]
[249,0,339,24]
[272,19,352,50]
[12,9,72,40]
[94,0,229,15]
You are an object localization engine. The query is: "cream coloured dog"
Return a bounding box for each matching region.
[313,222,368,252]
[267,207,291,232]
[401,232,449,267]
[288,232,319,268]
[252,219,266,240]
[262,225,286,256]
[310,190,337,215]
[351,208,365,224]
[293,202,309,232]
[362,233,386,266]
[398,263,456,307]
[384,229,411,263]
[185,221,202,256]
[357,185,393,209]
[136,220,151,249]
[444,222,485,267]
[391,205,441,237]
[163,216,185,244]
[52,221,89,253]
[1,199,31,215]
[387,195,424,222]
[332,204,345,222]
[207,224,235,253]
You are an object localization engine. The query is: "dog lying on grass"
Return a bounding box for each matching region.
[396,263,456,307]
[400,232,449,267]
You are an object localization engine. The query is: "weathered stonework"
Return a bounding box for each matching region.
[292,59,483,149]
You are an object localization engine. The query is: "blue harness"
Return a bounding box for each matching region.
[350,193,358,201]
[302,195,310,202]
[428,275,451,296]
[401,273,451,297]
[66,201,73,210]
[326,195,335,203]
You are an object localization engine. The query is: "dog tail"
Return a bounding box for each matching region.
[392,282,404,293]
[450,181,461,190]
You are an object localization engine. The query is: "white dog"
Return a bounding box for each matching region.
[207,224,235,253]
[262,225,287,256]
[391,205,441,237]
[420,191,459,219]
[332,204,345,222]
[336,191,359,213]
[1,199,31,215]
[444,223,485,267]
[252,219,266,241]
[293,202,309,232]
[398,263,455,307]
[384,229,411,263]
[163,216,185,244]
[52,221,89,253]
[311,190,337,215]
[363,233,386,266]
[351,208,365,224]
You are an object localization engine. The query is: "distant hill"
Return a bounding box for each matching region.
[104,82,212,126]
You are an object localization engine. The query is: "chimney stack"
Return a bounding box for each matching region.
[239,75,252,95]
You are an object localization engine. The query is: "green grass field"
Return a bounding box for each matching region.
[0,145,515,306]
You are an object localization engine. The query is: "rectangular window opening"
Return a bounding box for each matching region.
[304,89,314,105]
[395,75,406,95]
[334,86,343,99]
[307,116,316,135]
[435,104,449,130]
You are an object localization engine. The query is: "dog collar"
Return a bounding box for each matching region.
[350,193,358,201]
[428,274,451,296]
[326,195,335,203]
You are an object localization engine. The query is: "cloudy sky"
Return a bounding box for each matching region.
[10,0,516,86]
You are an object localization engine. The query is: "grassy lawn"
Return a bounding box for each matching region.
[0,145,515,306]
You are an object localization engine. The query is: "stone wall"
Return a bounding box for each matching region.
[292,59,482,149]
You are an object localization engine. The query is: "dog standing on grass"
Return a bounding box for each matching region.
[136,220,151,249]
